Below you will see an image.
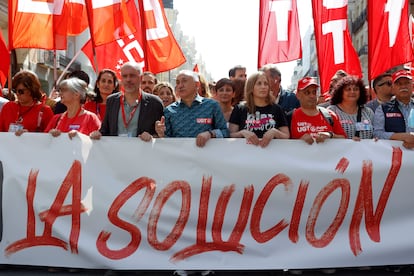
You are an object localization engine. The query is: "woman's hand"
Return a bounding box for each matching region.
[89,130,102,140]
[242,130,260,146]
[49,129,61,137]
[14,129,28,136]
[68,130,78,140]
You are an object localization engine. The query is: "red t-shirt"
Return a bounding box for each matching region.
[45,110,101,135]
[84,101,106,122]
[290,108,347,139]
[0,101,54,132]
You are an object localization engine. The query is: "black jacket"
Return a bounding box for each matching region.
[100,91,163,136]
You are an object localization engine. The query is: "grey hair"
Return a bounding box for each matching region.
[59,77,88,103]
[260,64,282,79]
[177,70,199,82]
[121,61,143,75]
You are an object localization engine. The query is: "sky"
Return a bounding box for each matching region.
[173,0,313,88]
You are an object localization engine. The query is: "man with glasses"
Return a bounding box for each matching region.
[260,63,300,114]
[366,73,393,112]
[373,69,414,149]
[290,77,346,144]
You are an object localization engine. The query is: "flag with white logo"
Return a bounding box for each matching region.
[312,0,362,94]
[258,0,302,67]
[8,0,88,50]
[90,0,185,75]
[368,0,413,80]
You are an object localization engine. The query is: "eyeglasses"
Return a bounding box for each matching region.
[377,80,392,87]
[13,88,28,95]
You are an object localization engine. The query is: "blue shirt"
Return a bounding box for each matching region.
[164,95,229,138]
[373,100,414,139]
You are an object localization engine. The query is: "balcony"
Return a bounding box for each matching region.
[39,50,80,71]
[59,54,81,71]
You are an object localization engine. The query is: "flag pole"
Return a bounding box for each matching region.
[137,0,149,71]
[53,50,57,86]
[55,47,87,85]
[84,0,99,74]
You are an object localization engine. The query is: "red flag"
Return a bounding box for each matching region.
[8,0,88,50]
[311,0,362,94]
[0,31,10,87]
[138,0,186,73]
[81,40,97,71]
[94,0,145,77]
[193,64,199,72]
[86,0,136,46]
[258,0,302,67]
[368,0,413,80]
[94,0,185,75]
[411,15,414,52]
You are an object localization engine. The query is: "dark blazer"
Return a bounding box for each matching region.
[100,91,164,136]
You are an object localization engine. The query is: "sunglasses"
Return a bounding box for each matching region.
[13,88,28,95]
[377,80,392,87]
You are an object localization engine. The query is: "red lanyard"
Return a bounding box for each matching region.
[120,93,141,129]
[56,107,82,130]
[16,103,35,123]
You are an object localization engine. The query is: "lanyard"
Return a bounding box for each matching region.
[56,107,82,130]
[120,93,141,129]
[16,103,35,123]
[96,103,101,121]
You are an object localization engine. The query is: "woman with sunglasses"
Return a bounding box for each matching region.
[0,70,54,135]
[328,75,374,141]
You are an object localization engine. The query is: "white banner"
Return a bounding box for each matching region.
[0,133,413,270]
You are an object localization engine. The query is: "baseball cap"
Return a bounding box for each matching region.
[297,77,319,91]
[392,70,412,83]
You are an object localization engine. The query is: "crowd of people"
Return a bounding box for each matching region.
[1,62,413,151]
[0,63,413,276]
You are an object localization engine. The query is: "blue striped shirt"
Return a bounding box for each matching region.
[164,95,229,138]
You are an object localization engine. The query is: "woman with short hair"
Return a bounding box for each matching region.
[45,78,101,139]
[0,70,53,135]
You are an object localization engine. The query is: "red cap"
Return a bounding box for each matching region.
[297,77,319,91]
[392,70,412,83]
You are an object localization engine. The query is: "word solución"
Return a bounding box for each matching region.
[4,147,402,261]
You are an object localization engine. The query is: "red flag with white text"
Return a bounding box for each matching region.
[137,0,186,73]
[86,0,136,46]
[0,31,10,87]
[91,0,185,76]
[368,0,413,80]
[258,0,302,68]
[311,0,362,94]
[8,0,88,50]
[92,0,145,78]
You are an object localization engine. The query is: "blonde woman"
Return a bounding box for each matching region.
[229,71,289,147]
[152,82,176,107]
